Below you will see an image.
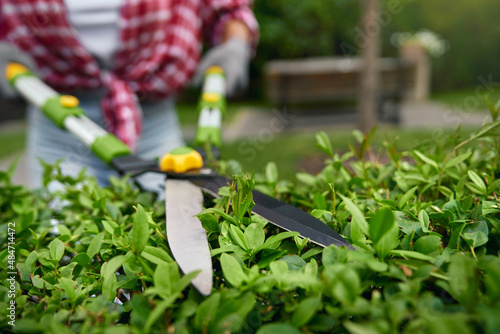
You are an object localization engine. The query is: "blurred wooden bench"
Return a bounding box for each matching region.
[264,56,423,123]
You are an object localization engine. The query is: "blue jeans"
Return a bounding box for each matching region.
[27,93,184,188]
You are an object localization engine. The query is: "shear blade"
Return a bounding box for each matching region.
[165,179,213,295]
[190,176,354,250]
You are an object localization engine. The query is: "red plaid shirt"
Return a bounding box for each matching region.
[0,0,258,150]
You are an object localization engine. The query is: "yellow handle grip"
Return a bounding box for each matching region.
[5,63,30,81]
[159,146,203,173]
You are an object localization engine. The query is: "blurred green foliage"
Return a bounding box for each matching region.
[249,0,359,98]
[252,0,500,94]
[254,0,358,62]
[383,0,500,91]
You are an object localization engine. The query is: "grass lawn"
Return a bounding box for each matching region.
[0,122,479,180]
[176,100,270,125]
[0,130,25,160]
[432,87,500,112]
[1,92,483,181]
[221,126,478,180]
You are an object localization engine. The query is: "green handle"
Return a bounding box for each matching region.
[194,66,226,148]
[91,134,131,164]
[6,62,131,165]
[42,96,85,128]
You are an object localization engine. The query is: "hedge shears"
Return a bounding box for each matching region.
[6,63,353,296]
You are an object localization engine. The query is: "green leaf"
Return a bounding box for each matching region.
[413,150,439,170]
[395,211,421,235]
[199,208,237,225]
[195,293,221,329]
[102,220,119,234]
[485,95,499,121]
[211,291,255,333]
[197,212,220,233]
[296,172,317,186]
[257,323,301,334]
[78,193,94,209]
[57,224,71,237]
[101,255,126,280]
[31,275,45,289]
[369,207,395,244]
[244,223,265,250]
[448,222,466,250]
[59,262,77,278]
[257,249,288,268]
[269,260,289,275]
[398,186,418,209]
[232,174,255,222]
[418,210,431,232]
[101,255,127,301]
[220,253,246,288]
[26,251,39,271]
[352,129,365,144]
[105,202,120,220]
[467,119,500,142]
[338,194,368,242]
[132,205,150,254]
[369,207,398,259]
[447,254,478,310]
[462,220,489,248]
[358,127,377,159]
[70,253,91,268]
[87,232,104,258]
[229,225,249,251]
[344,320,389,334]
[85,295,109,313]
[389,250,434,262]
[414,236,442,256]
[280,255,306,271]
[444,200,465,220]
[154,262,179,297]
[444,151,472,169]
[313,193,327,210]
[58,277,76,301]
[291,296,322,327]
[323,264,360,305]
[479,256,500,301]
[265,162,279,183]
[256,231,299,252]
[144,297,176,333]
[49,238,65,261]
[308,314,336,332]
[467,170,487,194]
[486,217,500,233]
[301,247,324,261]
[251,215,269,228]
[465,182,485,195]
[140,246,173,265]
[315,131,333,157]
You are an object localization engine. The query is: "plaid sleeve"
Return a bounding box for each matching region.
[201,0,259,53]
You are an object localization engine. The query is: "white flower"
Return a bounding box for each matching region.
[391,29,448,57]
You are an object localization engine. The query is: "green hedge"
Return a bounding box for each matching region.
[1,114,500,332]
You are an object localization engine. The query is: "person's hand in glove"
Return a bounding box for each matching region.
[0,42,36,99]
[193,20,251,97]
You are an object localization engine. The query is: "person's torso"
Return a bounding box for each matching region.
[2,0,208,96]
[63,0,123,69]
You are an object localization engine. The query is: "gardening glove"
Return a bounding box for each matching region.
[0,42,35,99]
[193,37,251,97]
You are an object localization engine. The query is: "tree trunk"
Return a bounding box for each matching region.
[358,0,381,133]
